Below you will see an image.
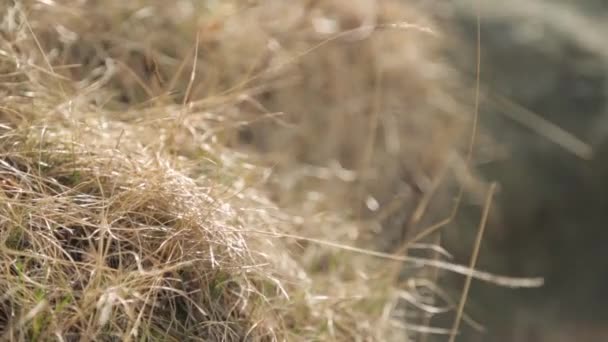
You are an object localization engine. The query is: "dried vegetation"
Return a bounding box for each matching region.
[0,1,540,341]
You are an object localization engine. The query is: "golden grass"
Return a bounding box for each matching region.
[0,124,288,340]
[0,0,543,341]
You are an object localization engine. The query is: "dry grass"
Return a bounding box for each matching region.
[0,0,543,341]
[0,124,291,341]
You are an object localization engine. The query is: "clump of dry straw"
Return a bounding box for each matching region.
[0,0,542,341]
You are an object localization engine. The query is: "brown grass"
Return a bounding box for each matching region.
[0,0,544,341]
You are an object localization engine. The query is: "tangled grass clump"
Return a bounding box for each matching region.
[0,1,426,340]
[0,124,293,340]
[0,0,543,341]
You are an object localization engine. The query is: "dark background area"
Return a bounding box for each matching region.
[423,1,608,341]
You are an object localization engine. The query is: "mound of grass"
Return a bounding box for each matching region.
[0,1,420,340]
[0,1,543,341]
[0,124,290,340]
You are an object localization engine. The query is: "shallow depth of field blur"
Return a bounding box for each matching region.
[431,1,608,341]
[0,0,606,341]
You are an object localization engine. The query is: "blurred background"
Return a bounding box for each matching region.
[425,1,608,341]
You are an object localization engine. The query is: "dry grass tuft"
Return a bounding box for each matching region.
[0,0,537,341]
[0,1,435,340]
[2,0,470,234]
[0,124,291,341]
